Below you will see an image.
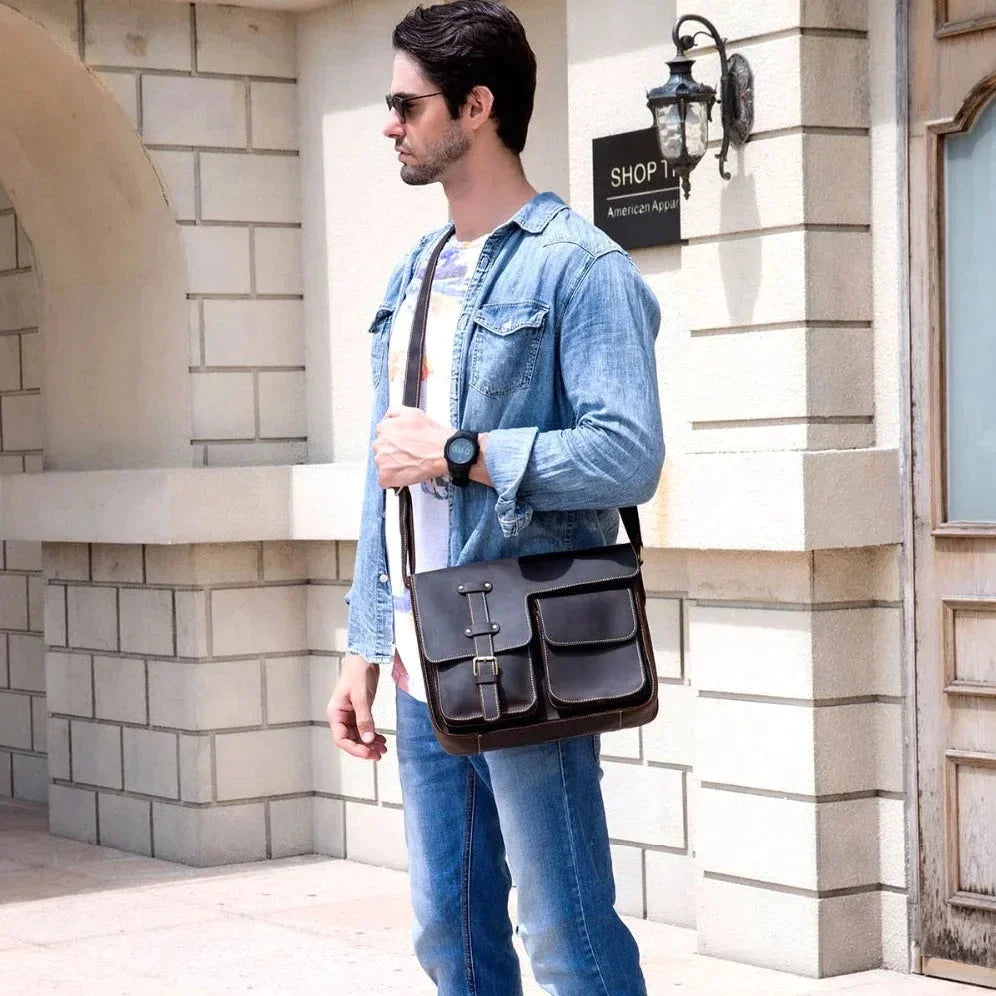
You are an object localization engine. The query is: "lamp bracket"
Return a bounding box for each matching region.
[726,53,754,147]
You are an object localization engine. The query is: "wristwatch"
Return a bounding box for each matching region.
[444,429,480,488]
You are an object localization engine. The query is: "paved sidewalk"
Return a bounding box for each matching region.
[0,798,980,995]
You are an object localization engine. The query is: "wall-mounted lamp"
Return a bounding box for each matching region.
[646,14,754,199]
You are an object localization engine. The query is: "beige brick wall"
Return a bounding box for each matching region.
[39,539,489,872]
[0,181,45,802]
[44,540,351,864]
[78,0,306,467]
[1,0,307,777]
[38,540,907,970]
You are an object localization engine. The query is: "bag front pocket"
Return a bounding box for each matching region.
[534,585,649,710]
[431,647,539,725]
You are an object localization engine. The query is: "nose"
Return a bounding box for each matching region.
[383,112,405,140]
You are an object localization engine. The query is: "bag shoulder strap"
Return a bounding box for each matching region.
[397,227,643,589]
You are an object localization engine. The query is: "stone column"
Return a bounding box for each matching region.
[566,0,906,977]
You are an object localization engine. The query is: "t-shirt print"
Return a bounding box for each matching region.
[383,232,488,702]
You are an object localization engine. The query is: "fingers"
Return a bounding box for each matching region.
[331,714,387,760]
[354,697,378,745]
[329,671,385,761]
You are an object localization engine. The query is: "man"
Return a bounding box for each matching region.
[328,3,664,993]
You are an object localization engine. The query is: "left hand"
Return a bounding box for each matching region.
[373,406,451,489]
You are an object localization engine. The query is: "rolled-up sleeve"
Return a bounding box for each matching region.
[485,425,540,537]
[482,249,664,537]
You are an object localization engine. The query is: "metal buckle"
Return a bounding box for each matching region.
[472,655,498,677]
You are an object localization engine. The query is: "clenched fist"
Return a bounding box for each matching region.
[372,405,451,490]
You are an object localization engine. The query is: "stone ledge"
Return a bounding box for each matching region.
[0,448,902,551]
[650,448,901,551]
[0,464,364,544]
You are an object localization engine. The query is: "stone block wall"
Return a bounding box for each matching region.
[0,0,307,790]
[43,539,409,866]
[0,182,45,802]
[1,0,307,468]
[39,535,906,972]
[2,0,913,982]
[90,1,308,467]
[559,0,908,977]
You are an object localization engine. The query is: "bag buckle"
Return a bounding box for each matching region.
[472,655,499,677]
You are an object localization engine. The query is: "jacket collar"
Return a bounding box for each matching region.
[507,191,568,233]
[414,191,568,260]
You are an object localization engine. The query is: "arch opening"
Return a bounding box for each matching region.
[0,3,191,471]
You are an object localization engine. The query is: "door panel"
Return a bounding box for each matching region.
[910,0,996,984]
[937,0,996,38]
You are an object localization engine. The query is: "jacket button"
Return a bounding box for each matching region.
[379,573,389,583]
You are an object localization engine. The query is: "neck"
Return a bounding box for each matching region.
[441,146,538,242]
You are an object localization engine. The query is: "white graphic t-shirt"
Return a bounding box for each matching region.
[384,231,488,702]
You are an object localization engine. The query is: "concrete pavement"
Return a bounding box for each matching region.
[0,798,980,995]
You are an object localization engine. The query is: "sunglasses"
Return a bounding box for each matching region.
[385,91,443,123]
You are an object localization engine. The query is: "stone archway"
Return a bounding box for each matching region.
[0,3,191,472]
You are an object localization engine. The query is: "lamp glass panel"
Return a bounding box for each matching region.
[655,104,685,160]
[683,101,709,159]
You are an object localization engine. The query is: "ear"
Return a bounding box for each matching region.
[463,85,496,133]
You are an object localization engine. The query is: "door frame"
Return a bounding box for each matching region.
[903,0,996,977]
[897,0,924,973]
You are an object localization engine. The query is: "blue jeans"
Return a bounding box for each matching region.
[395,687,647,996]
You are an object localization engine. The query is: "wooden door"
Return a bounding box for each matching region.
[910,0,996,987]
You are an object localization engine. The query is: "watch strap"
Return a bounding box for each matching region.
[446,430,479,487]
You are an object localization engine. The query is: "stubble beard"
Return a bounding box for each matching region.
[400,125,470,186]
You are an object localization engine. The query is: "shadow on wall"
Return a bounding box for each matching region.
[0,3,191,472]
[719,144,761,326]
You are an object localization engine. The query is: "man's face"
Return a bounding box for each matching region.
[383,51,469,185]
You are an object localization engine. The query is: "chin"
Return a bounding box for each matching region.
[400,164,438,186]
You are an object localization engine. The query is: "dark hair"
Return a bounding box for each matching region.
[393,1,537,155]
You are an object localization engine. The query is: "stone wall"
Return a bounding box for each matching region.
[2,0,306,467]
[0,0,305,793]
[0,183,45,802]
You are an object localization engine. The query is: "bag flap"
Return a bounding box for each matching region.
[535,586,637,647]
[410,542,639,665]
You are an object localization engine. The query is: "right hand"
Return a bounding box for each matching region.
[327,654,387,761]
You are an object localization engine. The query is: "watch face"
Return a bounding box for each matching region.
[447,436,476,464]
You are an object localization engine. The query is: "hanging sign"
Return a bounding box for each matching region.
[592,127,681,249]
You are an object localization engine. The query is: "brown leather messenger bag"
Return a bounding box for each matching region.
[396,227,658,756]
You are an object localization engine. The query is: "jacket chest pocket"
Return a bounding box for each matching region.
[368,305,395,388]
[469,301,549,398]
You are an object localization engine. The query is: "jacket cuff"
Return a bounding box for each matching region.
[483,426,539,538]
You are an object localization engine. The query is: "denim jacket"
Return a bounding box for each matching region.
[344,191,665,666]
